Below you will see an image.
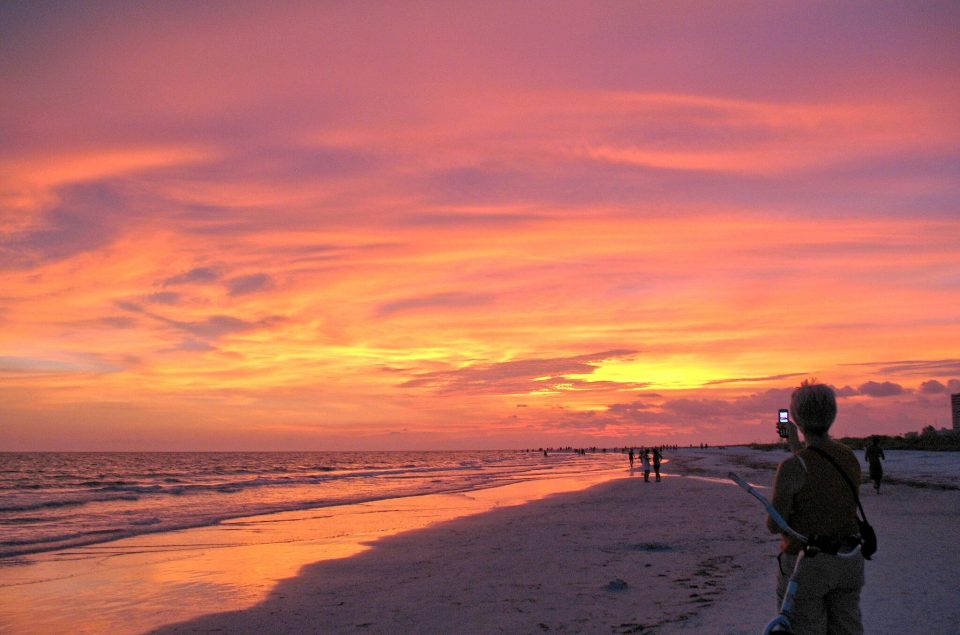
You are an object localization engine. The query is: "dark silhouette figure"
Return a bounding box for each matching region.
[628,448,635,469]
[652,447,662,482]
[640,449,651,482]
[864,437,886,494]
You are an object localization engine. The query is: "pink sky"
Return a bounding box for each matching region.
[2,1,959,450]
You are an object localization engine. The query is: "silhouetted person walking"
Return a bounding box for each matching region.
[652,447,662,482]
[864,437,885,494]
[640,449,651,482]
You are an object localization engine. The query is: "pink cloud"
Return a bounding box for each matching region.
[2,2,959,448]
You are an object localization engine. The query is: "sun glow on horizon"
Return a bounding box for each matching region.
[580,359,727,391]
[2,2,959,450]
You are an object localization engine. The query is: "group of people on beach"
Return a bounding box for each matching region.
[626,446,662,482]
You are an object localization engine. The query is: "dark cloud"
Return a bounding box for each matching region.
[607,400,657,416]
[417,147,956,221]
[663,398,739,418]
[857,381,904,398]
[547,411,611,431]
[165,144,376,185]
[226,273,274,296]
[0,144,378,269]
[398,212,548,228]
[598,387,794,428]
[0,184,119,269]
[422,160,675,208]
[97,316,139,329]
[160,269,273,297]
[834,385,859,398]
[849,359,960,376]
[919,379,947,395]
[376,292,495,318]
[0,354,124,374]
[170,314,283,339]
[426,164,529,205]
[162,266,221,286]
[171,339,217,352]
[0,356,78,373]
[547,407,679,432]
[809,148,960,210]
[115,300,144,313]
[399,349,638,395]
[131,145,382,236]
[115,301,284,341]
[540,386,817,433]
[146,291,181,305]
[929,379,960,394]
[663,388,793,419]
[268,243,356,264]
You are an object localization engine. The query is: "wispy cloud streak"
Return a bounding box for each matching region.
[1,1,959,449]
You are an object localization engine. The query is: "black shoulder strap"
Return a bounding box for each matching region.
[808,446,869,523]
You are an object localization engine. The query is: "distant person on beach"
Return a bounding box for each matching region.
[652,448,662,482]
[864,437,886,494]
[628,448,635,469]
[768,381,864,634]
[640,449,651,482]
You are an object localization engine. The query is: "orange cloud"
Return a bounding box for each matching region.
[2,2,959,449]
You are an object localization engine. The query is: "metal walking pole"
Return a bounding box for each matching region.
[728,472,806,634]
[729,471,864,634]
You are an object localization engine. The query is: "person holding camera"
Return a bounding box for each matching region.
[768,381,864,635]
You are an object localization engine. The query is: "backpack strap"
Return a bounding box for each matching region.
[807,445,870,524]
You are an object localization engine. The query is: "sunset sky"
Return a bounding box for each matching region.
[2,1,959,450]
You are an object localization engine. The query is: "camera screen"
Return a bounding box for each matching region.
[778,409,789,423]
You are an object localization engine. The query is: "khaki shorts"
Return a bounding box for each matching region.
[777,550,864,635]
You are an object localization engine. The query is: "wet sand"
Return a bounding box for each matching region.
[4,449,958,634]
[0,464,624,634]
[153,450,960,635]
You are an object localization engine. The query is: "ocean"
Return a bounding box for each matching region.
[0,450,621,559]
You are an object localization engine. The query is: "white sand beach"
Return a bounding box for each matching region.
[4,448,959,634]
[153,449,960,634]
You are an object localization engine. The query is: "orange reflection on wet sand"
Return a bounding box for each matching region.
[0,466,625,634]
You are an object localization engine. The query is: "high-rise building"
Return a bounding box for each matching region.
[953,393,960,431]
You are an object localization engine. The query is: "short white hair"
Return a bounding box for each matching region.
[790,381,837,434]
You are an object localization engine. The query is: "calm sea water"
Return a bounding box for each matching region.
[0,450,619,558]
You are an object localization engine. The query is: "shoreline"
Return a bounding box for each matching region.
[154,455,777,634]
[0,450,619,560]
[152,449,960,635]
[3,449,958,634]
[0,461,627,634]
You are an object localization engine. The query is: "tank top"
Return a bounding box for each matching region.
[788,442,861,539]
